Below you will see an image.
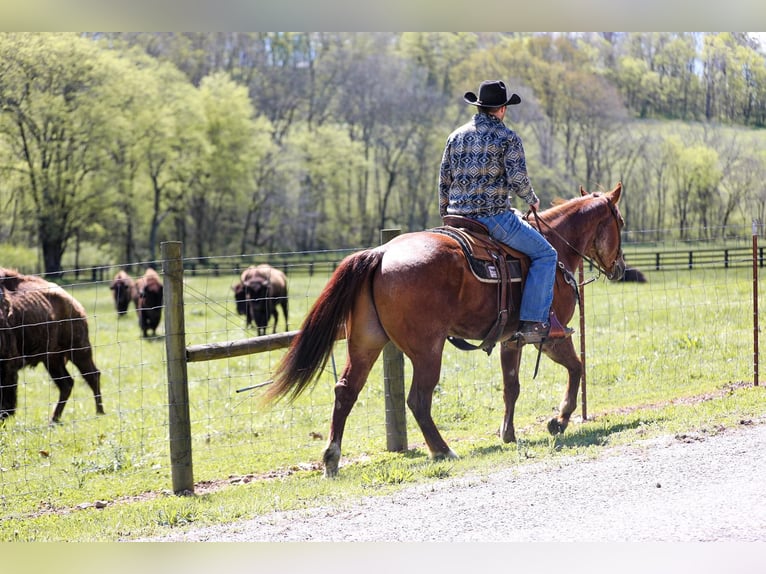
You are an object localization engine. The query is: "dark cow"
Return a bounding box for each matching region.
[619,267,647,283]
[233,281,247,317]
[136,268,164,337]
[233,264,288,336]
[0,268,104,424]
[109,270,138,316]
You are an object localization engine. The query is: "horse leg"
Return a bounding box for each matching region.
[406,353,458,460]
[499,342,523,443]
[322,350,380,478]
[323,283,389,477]
[541,337,582,435]
[71,348,104,416]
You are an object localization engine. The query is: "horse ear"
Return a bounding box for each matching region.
[579,185,587,196]
[609,182,623,203]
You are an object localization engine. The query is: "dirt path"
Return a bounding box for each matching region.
[141,417,766,542]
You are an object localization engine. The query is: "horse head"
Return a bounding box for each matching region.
[578,182,626,281]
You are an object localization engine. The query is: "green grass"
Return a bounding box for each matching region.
[0,261,763,541]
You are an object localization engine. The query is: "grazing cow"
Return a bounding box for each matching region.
[0,268,104,424]
[109,270,138,316]
[136,268,164,337]
[233,264,288,336]
[619,267,647,283]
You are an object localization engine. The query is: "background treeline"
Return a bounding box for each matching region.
[0,32,765,275]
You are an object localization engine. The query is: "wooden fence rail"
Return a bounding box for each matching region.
[617,246,762,271]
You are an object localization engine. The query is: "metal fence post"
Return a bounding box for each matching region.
[381,228,408,452]
[579,260,588,420]
[753,220,760,387]
[162,241,194,494]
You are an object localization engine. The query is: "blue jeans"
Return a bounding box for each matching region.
[476,211,557,323]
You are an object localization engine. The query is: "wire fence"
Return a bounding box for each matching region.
[0,224,762,516]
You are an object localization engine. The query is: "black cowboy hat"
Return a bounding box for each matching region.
[463,80,521,107]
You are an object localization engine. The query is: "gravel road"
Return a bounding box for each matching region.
[144,418,766,543]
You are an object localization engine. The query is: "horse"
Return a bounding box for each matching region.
[262,183,625,477]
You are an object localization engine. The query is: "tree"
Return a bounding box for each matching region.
[139,60,207,262]
[568,72,629,186]
[0,33,124,275]
[282,124,368,250]
[92,45,166,265]
[185,72,261,258]
[666,136,722,239]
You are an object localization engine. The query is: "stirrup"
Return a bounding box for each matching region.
[512,321,550,344]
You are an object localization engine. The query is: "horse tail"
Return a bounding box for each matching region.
[262,249,383,405]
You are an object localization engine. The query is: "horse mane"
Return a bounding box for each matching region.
[542,190,608,222]
[542,195,586,221]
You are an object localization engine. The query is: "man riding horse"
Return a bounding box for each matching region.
[439,79,573,344]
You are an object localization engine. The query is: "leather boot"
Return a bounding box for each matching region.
[513,321,550,344]
[548,310,575,339]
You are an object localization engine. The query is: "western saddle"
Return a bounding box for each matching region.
[430,215,528,354]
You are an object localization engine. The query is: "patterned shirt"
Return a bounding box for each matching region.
[439,113,538,217]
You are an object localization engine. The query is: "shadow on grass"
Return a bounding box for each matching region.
[554,415,669,449]
[466,413,670,460]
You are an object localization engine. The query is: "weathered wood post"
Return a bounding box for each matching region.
[381,228,408,452]
[162,241,194,494]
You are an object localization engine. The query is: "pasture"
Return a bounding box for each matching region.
[0,252,762,541]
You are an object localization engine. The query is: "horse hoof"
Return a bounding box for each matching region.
[547,417,566,435]
[501,430,516,443]
[323,466,339,479]
[322,443,341,478]
[432,448,459,461]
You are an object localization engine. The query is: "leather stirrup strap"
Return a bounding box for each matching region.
[448,250,511,355]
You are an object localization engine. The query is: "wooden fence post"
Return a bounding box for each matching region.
[381,228,408,452]
[162,241,194,494]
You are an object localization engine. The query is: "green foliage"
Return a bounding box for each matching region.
[153,501,199,528]
[360,461,415,488]
[419,460,454,479]
[1,32,765,274]
[0,244,37,272]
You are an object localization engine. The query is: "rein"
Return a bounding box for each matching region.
[527,199,623,283]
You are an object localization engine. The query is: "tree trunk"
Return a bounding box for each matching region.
[40,237,65,277]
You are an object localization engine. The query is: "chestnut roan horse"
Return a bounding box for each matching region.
[263,183,625,477]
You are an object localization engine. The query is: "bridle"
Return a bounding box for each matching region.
[527,195,625,282]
